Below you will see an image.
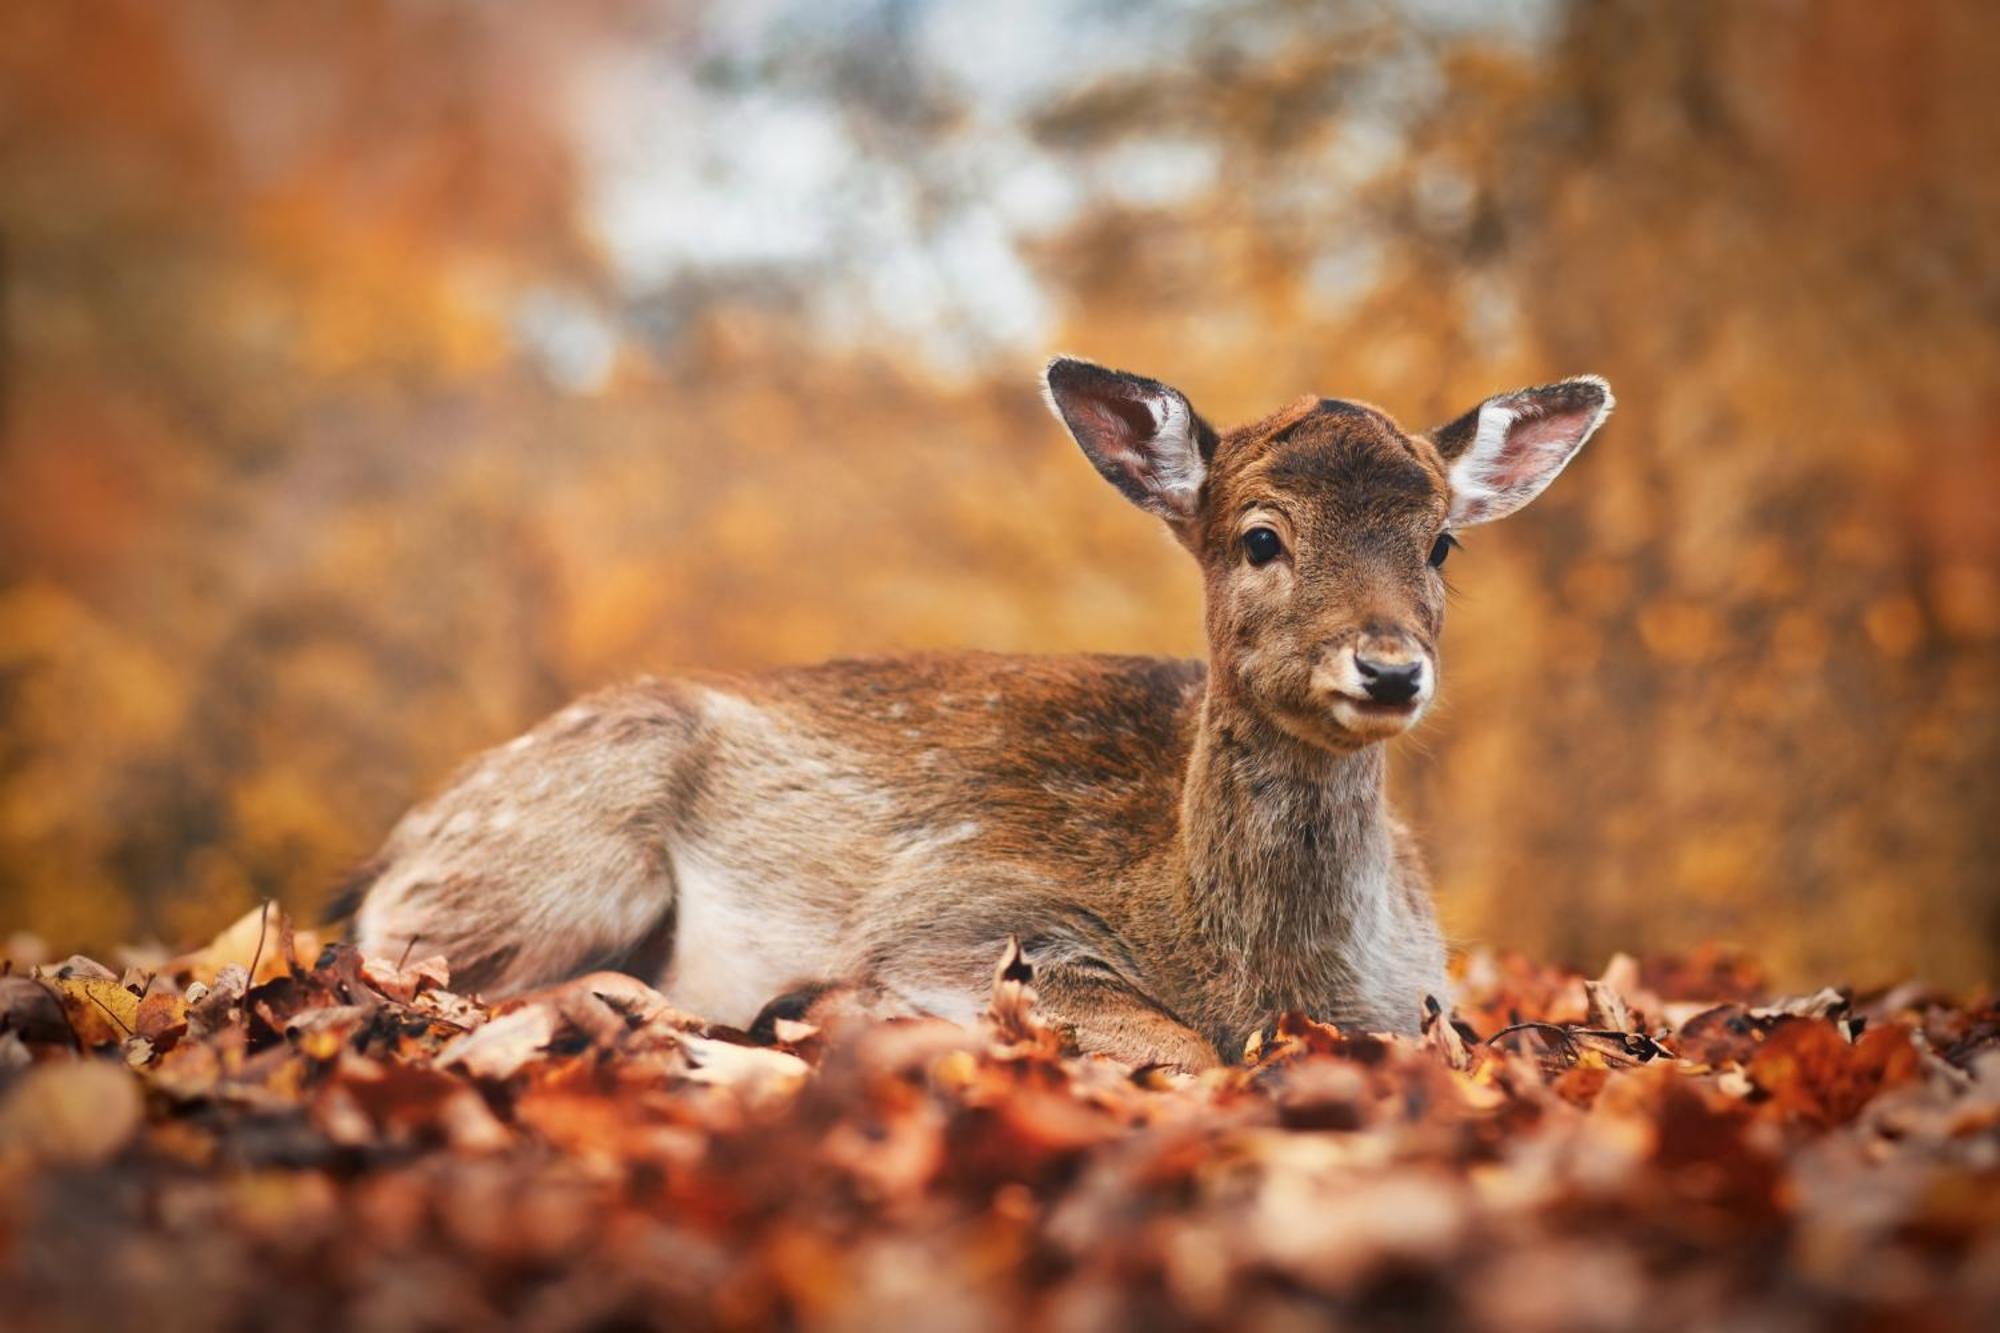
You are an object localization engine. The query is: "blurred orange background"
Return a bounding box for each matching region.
[2,0,1994,988]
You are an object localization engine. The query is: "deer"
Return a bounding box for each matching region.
[344,358,1613,1069]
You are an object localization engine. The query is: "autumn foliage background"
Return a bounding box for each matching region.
[1,0,1995,988]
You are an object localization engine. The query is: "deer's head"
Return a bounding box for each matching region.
[1044,358,1612,752]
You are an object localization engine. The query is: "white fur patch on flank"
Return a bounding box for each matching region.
[662,846,836,1028]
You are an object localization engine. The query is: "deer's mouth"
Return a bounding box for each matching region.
[1326,689,1428,738]
[1337,694,1421,716]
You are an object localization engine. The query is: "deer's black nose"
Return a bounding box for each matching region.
[1355,655,1424,704]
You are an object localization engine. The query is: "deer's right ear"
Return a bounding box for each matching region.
[1043,357,1213,523]
[1429,376,1614,527]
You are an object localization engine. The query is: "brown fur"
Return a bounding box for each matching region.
[352,359,1611,1067]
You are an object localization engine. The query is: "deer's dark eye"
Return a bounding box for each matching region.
[1428,533,1459,569]
[1243,526,1284,566]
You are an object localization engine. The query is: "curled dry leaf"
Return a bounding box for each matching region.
[0,975,73,1046]
[37,970,139,1046]
[1747,1018,1922,1128]
[676,1033,811,1095]
[1757,986,1852,1021]
[1421,994,1472,1071]
[169,902,314,989]
[51,955,117,982]
[1583,975,1636,1033]
[361,953,452,1004]
[984,935,1054,1053]
[187,964,247,1039]
[134,988,189,1050]
[437,1004,557,1082]
[563,971,684,1026]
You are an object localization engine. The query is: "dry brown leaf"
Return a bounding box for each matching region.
[1584,976,1636,1034]
[437,1004,557,1081]
[135,988,189,1049]
[38,970,140,1047]
[1422,995,1474,1071]
[0,975,74,1046]
[361,953,452,1003]
[985,936,1054,1053]
[676,1032,811,1097]
[772,1017,819,1045]
[168,903,324,990]
[187,965,248,1039]
[1748,1019,1922,1127]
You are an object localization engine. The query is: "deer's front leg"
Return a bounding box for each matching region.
[758,963,1220,1071]
[1008,960,1221,1071]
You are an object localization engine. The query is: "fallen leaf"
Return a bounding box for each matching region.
[1422,994,1473,1071]
[677,1032,810,1095]
[38,970,140,1047]
[135,988,189,1049]
[437,1004,557,1081]
[1748,1019,1921,1127]
[0,975,75,1046]
[361,953,451,1004]
[187,964,248,1038]
[171,902,296,988]
[1584,976,1635,1033]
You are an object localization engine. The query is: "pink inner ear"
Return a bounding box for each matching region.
[1068,397,1161,492]
[1074,394,1157,452]
[1488,405,1592,492]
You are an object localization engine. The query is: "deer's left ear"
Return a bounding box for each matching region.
[1430,376,1613,526]
[1042,357,1214,524]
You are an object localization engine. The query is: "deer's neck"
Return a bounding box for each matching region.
[1174,687,1399,1023]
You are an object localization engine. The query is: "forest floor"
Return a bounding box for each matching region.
[1,908,1996,1332]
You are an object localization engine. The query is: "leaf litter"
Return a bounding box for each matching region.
[1,906,1996,1331]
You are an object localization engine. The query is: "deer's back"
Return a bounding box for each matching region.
[665,651,1206,880]
[357,652,1208,1013]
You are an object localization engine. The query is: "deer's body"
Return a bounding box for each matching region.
[356,652,1435,1064]
[351,359,1612,1066]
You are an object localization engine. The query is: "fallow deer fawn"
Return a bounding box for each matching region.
[348,358,1612,1068]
